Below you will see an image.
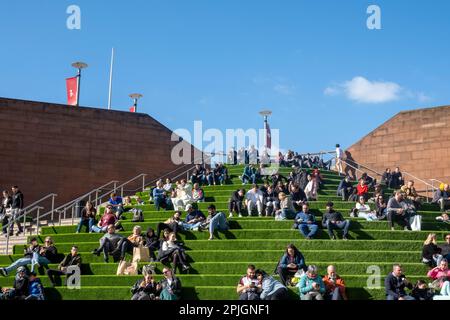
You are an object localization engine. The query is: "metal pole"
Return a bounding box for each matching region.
[120,186,124,198]
[95,190,99,207]
[71,206,75,225]
[5,232,9,255]
[142,175,145,192]
[108,47,114,110]
[76,68,81,106]
[51,195,55,222]
[23,209,26,232]
[36,208,40,235]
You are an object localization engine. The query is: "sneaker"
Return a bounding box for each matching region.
[208,237,214,241]
[228,213,233,218]
[306,236,312,240]
[258,213,262,217]
[238,214,243,218]
[192,227,199,232]
[182,265,190,272]
[342,236,349,241]
[330,236,336,240]
[91,249,100,256]
[0,268,7,277]
[391,227,395,231]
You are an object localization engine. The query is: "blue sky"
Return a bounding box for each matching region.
[1,0,450,154]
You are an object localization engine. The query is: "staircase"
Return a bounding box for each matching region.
[0,165,448,300]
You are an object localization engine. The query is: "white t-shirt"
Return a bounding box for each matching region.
[246,189,263,203]
[336,147,343,159]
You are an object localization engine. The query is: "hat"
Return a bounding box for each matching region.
[326,201,334,207]
[185,204,193,211]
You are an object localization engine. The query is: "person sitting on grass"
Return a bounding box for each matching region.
[322,202,350,240]
[242,164,258,185]
[294,203,318,239]
[401,180,422,210]
[433,183,450,212]
[190,164,205,185]
[192,183,205,203]
[203,204,229,241]
[171,180,193,211]
[158,232,190,273]
[46,245,82,287]
[34,236,59,270]
[422,233,443,268]
[387,191,412,231]
[375,194,387,220]
[158,267,182,300]
[91,205,118,233]
[228,189,246,218]
[76,201,96,233]
[277,244,307,286]
[25,272,44,300]
[213,163,228,185]
[304,174,318,201]
[155,211,182,239]
[298,265,326,300]
[0,237,41,276]
[352,196,378,221]
[153,180,171,211]
[322,265,348,300]
[356,178,369,201]
[255,269,288,300]
[439,233,450,261]
[337,176,354,201]
[237,264,260,300]
[143,227,159,262]
[275,192,296,220]
[411,280,434,300]
[182,204,206,231]
[264,185,279,217]
[290,184,307,212]
[131,270,159,300]
[122,225,144,258]
[163,178,173,193]
[427,259,450,291]
[91,224,126,263]
[0,266,28,300]
[384,264,415,300]
[245,184,264,217]
[108,192,124,220]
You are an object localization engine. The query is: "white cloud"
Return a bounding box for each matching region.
[343,76,401,103]
[324,76,430,104]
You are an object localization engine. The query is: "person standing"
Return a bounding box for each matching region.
[10,186,24,236]
[335,144,344,176]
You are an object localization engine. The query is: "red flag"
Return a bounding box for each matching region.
[129,106,136,113]
[265,121,272,149]
[66,77,78,106]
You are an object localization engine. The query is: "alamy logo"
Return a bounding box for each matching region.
[367,5,382,30]
[66,5,81,30]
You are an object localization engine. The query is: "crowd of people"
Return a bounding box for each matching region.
[1,147,450,301]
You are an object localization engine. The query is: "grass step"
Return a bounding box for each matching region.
[14,239,426,255]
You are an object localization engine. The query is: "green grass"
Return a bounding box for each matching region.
[1,164,442,300]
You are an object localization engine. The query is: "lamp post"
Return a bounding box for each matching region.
[259,109,272,148]
[129,93,143,112]
[71,61,88,106]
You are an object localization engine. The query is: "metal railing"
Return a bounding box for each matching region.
[3,193,57,254]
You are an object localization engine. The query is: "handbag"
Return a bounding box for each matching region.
[133,244,150,263]
[410,215,422,231]
[116,260,130,276]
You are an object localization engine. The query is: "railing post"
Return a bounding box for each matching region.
[51,195,55,216]
[120,186,124,198]
[95,190,99,207]
[5,232,9,255]
[113,182,117,193]
[71,205,75,225]
[23,209,27,232]
[142,175,146,192]
[36,208,40,235]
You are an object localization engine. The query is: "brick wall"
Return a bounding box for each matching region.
[0,97,201,207]
[346,105,450,194]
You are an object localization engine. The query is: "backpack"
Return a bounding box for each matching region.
[131,208,144,222]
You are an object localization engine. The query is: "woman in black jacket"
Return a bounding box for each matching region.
[76,201,97,233]
[422,233,443,268]
[144,227,159,261]
[130,273,159,300]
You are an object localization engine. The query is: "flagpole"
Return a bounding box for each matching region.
[108,48,114,110]
[71,62,88,107]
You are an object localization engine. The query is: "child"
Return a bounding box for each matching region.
[411,280,434,301]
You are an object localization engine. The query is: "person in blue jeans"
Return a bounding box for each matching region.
[76,201,96,233]
[204,204,229,240]
[322,202,350,240]
[153,180,170,211]
[294,203,319,239]
[25,272,45,300]
[242,165,257,184]
[0,238,41,276]
[108,192,124,219]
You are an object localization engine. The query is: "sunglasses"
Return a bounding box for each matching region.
[163,270,170,274]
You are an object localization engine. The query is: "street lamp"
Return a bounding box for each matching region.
[71,61,88,106]
[129,93,143,112]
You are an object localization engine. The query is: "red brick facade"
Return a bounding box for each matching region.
[0,97,200,206]
[346,105,450,194]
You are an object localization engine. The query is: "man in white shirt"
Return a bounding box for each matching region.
[335,144,344,176]
[245,184,264,217]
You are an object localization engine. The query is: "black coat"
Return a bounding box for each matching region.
[384,273,413,299]
[11,191,24,209]
[422,243,441,261]
[13,277,29,297]
[131,278,158,295]
[159,276,182,296]
[59,253,82,269]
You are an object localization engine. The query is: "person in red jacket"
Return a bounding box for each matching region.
[322,265,348,300]
[356,179,369,201]
[91,205,117,233]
